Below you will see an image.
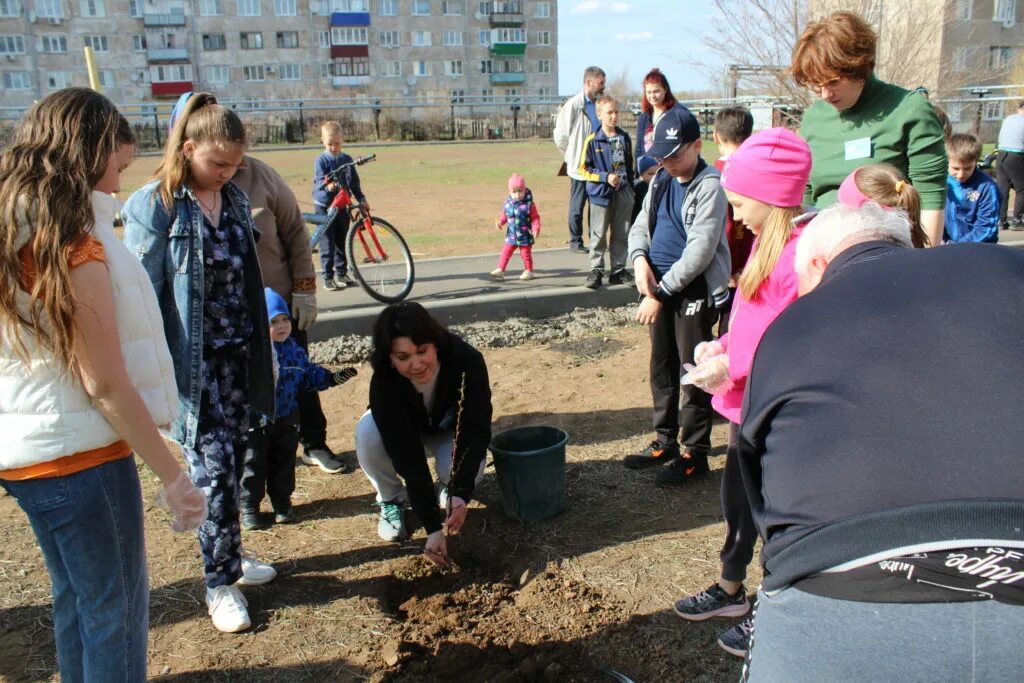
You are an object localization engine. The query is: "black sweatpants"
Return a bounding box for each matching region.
[292,325,328,453]
[241,411,300,513]
[720,423,758,582]
[996,151,1024,224]
[649,278,715,456]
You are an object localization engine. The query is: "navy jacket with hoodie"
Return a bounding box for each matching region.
[944,169,1000,243]
[312,151,365,208]
[577,126,635,207]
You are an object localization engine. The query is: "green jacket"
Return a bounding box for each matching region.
[800,75,948,211]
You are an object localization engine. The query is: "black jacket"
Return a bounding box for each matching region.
[368,334,492,533]
[739,241,1024,591]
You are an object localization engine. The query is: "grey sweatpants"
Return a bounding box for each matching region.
[588,187,633,273]
[745,587,1024,682]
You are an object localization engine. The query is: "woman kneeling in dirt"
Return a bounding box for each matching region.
[356,302,492,566]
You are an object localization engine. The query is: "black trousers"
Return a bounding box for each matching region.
[240,411,300,513]
[649,279,715,455]
[996,151,1024,224]
[719,423,757,582]
[291,326,328,451]
[568,178,588,247]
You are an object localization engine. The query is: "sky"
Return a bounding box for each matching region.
[556,0,724,97]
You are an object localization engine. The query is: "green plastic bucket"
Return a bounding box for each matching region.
[489,426,569,522]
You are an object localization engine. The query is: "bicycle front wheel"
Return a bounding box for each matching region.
[346,216,415,303]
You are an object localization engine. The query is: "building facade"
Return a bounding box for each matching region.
[0,0,558,107]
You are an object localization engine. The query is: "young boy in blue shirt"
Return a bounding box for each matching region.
[312,121,370,290]
[945,133,1000,244]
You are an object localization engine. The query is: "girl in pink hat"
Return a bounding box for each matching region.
[672,127,813,659]
[491,173,541,281]
[838,163,928,247]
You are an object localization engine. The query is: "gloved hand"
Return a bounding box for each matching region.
[681,354,731,395]
[154,471,208,533]
[693,339,725,365]
[291,291,318,331]
[333,367,358,385]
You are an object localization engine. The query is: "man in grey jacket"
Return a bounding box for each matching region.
[554,66,606,253]
[623,107,731,486]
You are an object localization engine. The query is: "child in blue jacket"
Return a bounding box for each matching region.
[313,121,369,290]
[240,288,357,528]
[945,133,1000,244]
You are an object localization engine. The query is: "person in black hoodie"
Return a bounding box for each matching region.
[355,303,492,566]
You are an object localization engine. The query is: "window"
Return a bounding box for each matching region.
[538,58,550,74]
[413,60,429,76]
[412,30,431,46]
[331,0,366,8]
[955,0,972,20]
[450,88,465,103]
[478,30,490,46]
[479,59,491,73]
[98,69,114,87]
[332,27,368,44]
[276,31,299,48]
[478,1,490,13]
[536,30,550,46]
[411,0,429,15]
[237,0,260,16]
[505,87,520,102]
[534,1,549,17]
[35,0,63,18]
[443,31,462,46]
[46,71,72,88]
[323,56,369,75]
[498,57,522,72]
[240,32,263,49]
[128,0,141,16]
[480,87,493,103]
[379,30,400,47]
[243,64,265,80]
[4,71,31,89]
[537,86,552,98]
[984,100,1005,120]
[379,60,401,76]
[200,0,222,14]
[953,46,971,71]
[156,32,177,48]
[279,63,300,79]
[80,0,104,17]
[316,30,330,48]
[0,35,25,54]
[442,0,461,14]
[444,59,463,76]
[41,34,68,52]
[151,63,191,81]
[203,33,226,49]
[0,0,19,17]
[378,0,396,14]
[207,65,230,83]
[990,46,1012,69]
[994,0,1016,24]
[274,0,294,13]
[83,35,108,52]
[493,28,525,43]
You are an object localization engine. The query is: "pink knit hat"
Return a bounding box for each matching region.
[720,128,811,208]
[508,173,526,191]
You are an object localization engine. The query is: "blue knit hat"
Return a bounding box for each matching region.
[637,155,658,176]
[264,287,290,322]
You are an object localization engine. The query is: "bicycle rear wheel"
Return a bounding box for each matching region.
[346,216,415,303]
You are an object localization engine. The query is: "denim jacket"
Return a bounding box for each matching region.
[122,180,276,448]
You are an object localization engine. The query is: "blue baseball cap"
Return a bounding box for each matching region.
[646,107,701,161]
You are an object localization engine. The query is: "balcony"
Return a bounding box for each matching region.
[151,81,193,97]
[143,13,186,27]
[330,12,370,26]
[332,75,369,87]
[490,72,525,85]
[147,47,188,62]
[489,11,523,26]
[490,42,526,56]
[330,44,368,59]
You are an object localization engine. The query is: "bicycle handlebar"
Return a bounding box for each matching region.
[316,154,377,192]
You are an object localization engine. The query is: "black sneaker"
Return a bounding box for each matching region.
[569,243,588,254]
[323,277,339,291]
[585,269,602,289]
[240,509,267,531]
[717,617,753,658]
[656,450,710,486]
[336,274,356,287]
[607,269,630,285]
[623,440,680,469]
[1011,219,1024,231]
[673,583,751,621]
[274,505,296,524]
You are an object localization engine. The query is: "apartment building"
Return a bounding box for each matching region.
[0,0,558,107]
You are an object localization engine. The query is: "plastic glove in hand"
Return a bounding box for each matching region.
[681,354,730,395]
[291,291,318,331]
[333,367,358,385]
[154,470,208,532]
[693,339,724,365]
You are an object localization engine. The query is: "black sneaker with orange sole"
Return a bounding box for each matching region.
[623,440,680,469]
[656,450,711,486]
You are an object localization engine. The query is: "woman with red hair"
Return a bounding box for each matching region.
[635,68,684,158]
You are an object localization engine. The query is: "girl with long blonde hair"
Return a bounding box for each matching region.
[0,88,204,682]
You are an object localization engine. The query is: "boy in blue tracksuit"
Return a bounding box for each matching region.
[240,289,357,529]
[312,121,369,290]
[945,133,1000,244]
[578,96,636,288]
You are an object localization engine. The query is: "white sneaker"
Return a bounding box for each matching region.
[377,501,407,542]
[235,549,277,586]
[490,269,505,281]
[206,585,251,633]
[519,270,535,281]
[300,448,346,474]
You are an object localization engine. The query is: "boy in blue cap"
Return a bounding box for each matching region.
[240,288,358,529]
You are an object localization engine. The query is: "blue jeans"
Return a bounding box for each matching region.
[316,204,350,278]
[1,456,148,683]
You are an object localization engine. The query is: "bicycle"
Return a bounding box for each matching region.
[303,154,415,304]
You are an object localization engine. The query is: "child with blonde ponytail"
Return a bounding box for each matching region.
[839,163,928,247]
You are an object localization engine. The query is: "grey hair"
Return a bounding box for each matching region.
[584,66,606,80]
[795,202,913,280]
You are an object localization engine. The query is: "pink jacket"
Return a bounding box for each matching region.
[712,223,805,423]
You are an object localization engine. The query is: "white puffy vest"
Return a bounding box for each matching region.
[0,192,179,470]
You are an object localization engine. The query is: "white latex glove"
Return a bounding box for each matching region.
[291,291,318,331]
[693,340,725,365]
[681,354,731,395]
[154,471,208,532]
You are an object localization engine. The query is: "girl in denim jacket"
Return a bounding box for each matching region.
[123,93,277,634]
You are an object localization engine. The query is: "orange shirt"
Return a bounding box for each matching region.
[1,235,132,481]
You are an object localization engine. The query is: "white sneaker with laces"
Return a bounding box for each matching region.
[206,585,251,633]
[519,270,535,281]
[235,549,277,586]
[300,448,345,474]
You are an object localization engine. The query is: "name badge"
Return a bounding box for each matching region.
[845,137,872,160]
